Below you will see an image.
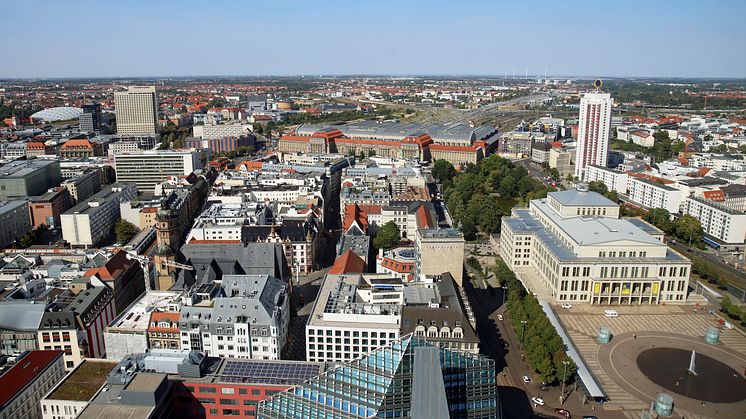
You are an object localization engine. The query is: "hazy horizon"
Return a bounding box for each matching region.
[1,0,744,79]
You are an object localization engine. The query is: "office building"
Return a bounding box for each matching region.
[79,102,102,132]
[575,91,612,179]
[306,274,402,363]
[0,159,62,200]
[114,86,158,135]
[584,165,628,194]
[60,183,137,246]
[259,335,499,419]
[0,200,31,247]
[178,275,289,360]
[84,250,148,314]
[414,228,465,286]
[61,168,102,204]
[41,359,117,419]
[192,121,253,140]
[186,136,254,154]
[29,187,73,228]
[683,196,746,248]
[628,177,683,213]
[0,350,66,419]
[114,149,203,193]
[59,138,103,159]
[500,187,691,304]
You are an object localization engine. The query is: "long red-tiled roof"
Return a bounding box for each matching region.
[0,350,63,407]
[626,172,675,185]
[356,204,382,215]
[26,141,46,150]
[61,139,93,149]
[329,250,366,275]
[415,204,434,229]
[279,135,310,142]
[380,257,414,273]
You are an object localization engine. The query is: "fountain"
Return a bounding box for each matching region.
[687,350,696,376]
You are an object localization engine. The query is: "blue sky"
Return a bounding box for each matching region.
[1,0,744,78]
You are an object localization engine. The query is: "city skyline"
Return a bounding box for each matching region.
[1,0,745,79]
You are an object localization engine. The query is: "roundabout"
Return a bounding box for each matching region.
[597,332,746,418]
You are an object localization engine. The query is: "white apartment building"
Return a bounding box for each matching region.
[500,188,691,304]
[627,177,683,213]
[0,200,31,248]
[192,121,253,139]
[60,183,138,246]
[683,196,746,247]
[584,165,628,193]
[179,275,289,360]
[306,274,402,363]
[114,149,203,193]
[248,187,311,204]
[576,91,613,179]
[114,86,158,135]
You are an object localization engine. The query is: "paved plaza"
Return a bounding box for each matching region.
[555,304,746,419]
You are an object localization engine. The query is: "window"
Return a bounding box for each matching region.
[222,388,235,395]
[199,387,217,394]
[251,389,261,396]
[221,399,238,405]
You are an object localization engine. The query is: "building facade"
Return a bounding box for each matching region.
[414,228,465,286]
[500,188,691,304]
[0,350,65,419]
[0,159,62,200]
[584,165,628,194]
[627,177,682,213]
[114,149,203,193]
[576,91,612,179]
[683,196,746,247]
[0,200,31,247]
[114,86,158,135]
[60,183,138,247]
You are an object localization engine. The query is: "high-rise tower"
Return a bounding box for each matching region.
[575,81,612,179]
[114,86,158,135]
[152,201,180,290]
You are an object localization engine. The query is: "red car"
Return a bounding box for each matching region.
[554,408,571,418]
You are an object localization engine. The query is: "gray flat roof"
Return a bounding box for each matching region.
[549,190,618,207]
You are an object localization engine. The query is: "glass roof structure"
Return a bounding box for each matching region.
[257,335,498,419]
[30,107,83,122]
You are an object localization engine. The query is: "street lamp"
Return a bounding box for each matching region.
[520,320,528,350]
[560,360,571,405]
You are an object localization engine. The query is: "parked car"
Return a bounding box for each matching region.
[522,375,531,383]
[497,314,504,321]
[561,303,572,309]
[554,408,571,418]
[604,309,619,318]
[531,396,545,406]
[582,416,598,419]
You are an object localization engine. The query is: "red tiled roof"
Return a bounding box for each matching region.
[148,312,180,332]
[279,135,310,142]
[0,350,63,407]
[343,204,369,233]
[84,250,134,281]
[626,172,675,185]
[61,139,93,149]
[26,141,46,150]
[380,257,414,273]
[702,190,724,201]
[415,204,434,229]
[356,204,382,215]
[329,250,366,275]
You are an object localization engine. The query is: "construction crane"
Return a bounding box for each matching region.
[125,252,193,291]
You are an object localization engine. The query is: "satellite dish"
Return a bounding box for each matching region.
[593,79,603,90]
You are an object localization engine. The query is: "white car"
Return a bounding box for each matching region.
[522,375,531,383]
[497,314,504,321]
[604,309,619,318]
[561,304,572,309]
[532,396,545,406]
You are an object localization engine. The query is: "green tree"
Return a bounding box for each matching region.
[432,159,456,184]
[644,208,674,233]
[587,181,608,196]
[675,215,703,246]
[372,221,401,251]
[115,219,140,244]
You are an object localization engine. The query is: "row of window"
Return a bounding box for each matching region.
[598,250,647,258]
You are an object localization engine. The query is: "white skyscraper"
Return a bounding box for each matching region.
[575,90,612,179]
[114,86,158,135]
